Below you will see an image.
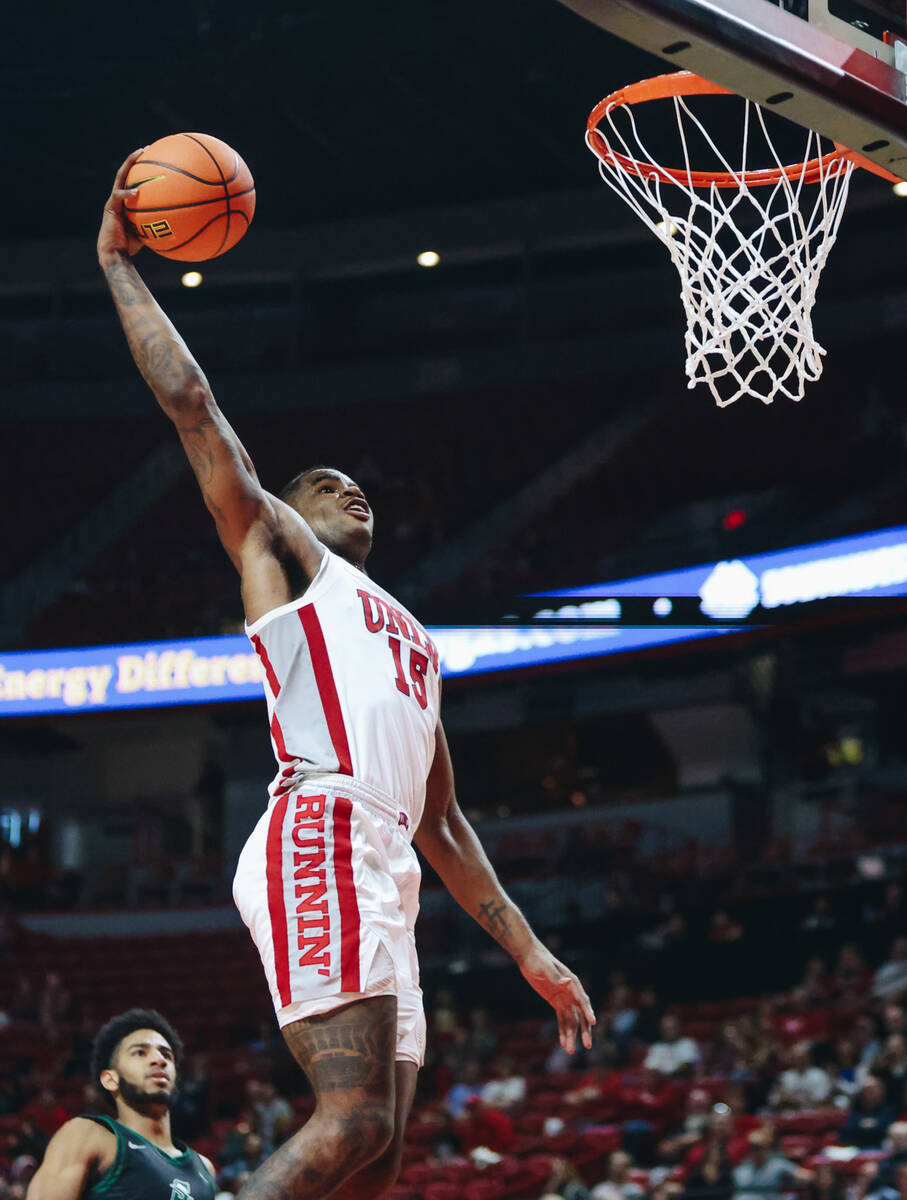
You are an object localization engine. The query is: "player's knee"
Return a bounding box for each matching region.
[323,1101,395,1170]
[356,1103,396,1164]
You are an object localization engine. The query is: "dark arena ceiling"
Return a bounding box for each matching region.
[5,0,663,242]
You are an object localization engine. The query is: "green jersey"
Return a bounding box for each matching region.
[81,1115,217,1200]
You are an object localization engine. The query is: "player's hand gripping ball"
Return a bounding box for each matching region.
[124,133,255,261]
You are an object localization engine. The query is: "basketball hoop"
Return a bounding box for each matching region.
[586,70,896,406]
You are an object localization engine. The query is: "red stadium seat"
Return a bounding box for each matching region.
[439,1160,477,1186]
[777,1111,846,1135]
[424,1184,464,1200]
[583,1126,623,1153]
[464,1181,503,1200]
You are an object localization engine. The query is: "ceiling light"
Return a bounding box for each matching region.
[417,250,440,268]
[181,271,203,288]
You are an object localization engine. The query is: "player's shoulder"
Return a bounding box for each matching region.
[44,1115,116,1159]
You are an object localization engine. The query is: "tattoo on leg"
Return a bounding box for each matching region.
[283,996,397,1098]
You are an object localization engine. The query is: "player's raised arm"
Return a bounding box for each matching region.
[415,721,596,1055]
[97,151,320,580]
[25,1117,109,1200]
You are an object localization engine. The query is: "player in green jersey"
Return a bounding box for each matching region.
[26,1009,217,1200]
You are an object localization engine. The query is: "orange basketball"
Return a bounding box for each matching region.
[124,133,255,262]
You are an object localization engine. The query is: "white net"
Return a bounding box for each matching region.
[587,78,855,406]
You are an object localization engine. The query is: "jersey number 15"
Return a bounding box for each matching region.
[388,636,429,710]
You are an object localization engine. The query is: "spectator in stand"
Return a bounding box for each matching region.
[427,1109,464,1165]
[457,1094,515,1154]
[599,985,640,1060]
[217,1132,269,1189]
[37,970,74,1037]
[865,1121,907,1195]
[854,1015,884,1073]
[770,1041,833,1110]
[805,1161,848,1200]
[0,1073,23,1117]
[252,1080,292,1148]
[465,1007,499,1063]
[703,1023,755,1082]
[79,1083,105,1115]
[873,939,907,1000]
[10,975,37,1022]
[732,1129,808,1200]
[171,1052,210,1141]
[20,1088,70,1138]
[884,1007,907,1040]
[639,913,689,953]
[615,1066,683,1165]
[541,1157,592,1200]
[800,897,838,938]
[658,1089,714,1162]
[645,1015,700,1078]
[591,1151,646,1200]
[867,884,907,947]
[878,1036,907,1110]
[444,1057,485,1116]
[563,1046,625,1116]
[833,1038,865,1102]
[685,1104,751,1173]
[773,988,830,1046]
[709,910,744,943]
[7,1119,48,1165]
[217,1111,258,1165]
[634,987,664,1045]
[480,1055,526,1111]
[684,1140,734,1200]
[842,1077,898,1149]
[62,1013,97,1079]
[834,944,872,1001]
[431,988,462,1043]
[801,956,832,1006]
[868,1162,907,1200]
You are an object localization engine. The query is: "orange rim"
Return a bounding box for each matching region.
[586,70,866,189]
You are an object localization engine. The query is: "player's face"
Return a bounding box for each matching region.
[105,1029,178,1111]
[296,469,374,562]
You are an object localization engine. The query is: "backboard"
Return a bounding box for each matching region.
[558,0,907,179]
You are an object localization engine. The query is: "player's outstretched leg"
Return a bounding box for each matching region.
[327,1060,419,1200]
[238,995,397,1200]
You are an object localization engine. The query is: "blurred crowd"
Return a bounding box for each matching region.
[5,913,907,1198]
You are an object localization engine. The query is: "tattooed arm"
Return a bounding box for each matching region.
[97,151,322,600]
[415,721,595,1053]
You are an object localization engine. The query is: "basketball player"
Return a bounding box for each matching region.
[98,152,595,1200]
[26,1008,216,1200]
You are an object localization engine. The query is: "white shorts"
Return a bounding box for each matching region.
[232,775,426,1066]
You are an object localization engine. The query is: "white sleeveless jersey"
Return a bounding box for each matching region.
[245,549,441,832]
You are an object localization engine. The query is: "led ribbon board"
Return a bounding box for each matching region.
[2,524,907,716]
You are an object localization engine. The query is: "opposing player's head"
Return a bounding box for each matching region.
[91,1009,182,1114]
[279,466,373,566]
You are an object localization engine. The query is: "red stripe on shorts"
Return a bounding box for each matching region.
[333,796,361,992]
[265,793,292,1008]
[298,605,353,775]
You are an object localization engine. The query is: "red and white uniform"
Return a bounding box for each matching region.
[232,549,441,1064]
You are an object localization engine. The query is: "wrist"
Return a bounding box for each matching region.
[98,249,129,272]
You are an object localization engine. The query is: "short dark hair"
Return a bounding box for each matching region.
[279,465,337,506]
[90,1009,183,1087]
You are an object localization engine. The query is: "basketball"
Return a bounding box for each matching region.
[123,133,255,262]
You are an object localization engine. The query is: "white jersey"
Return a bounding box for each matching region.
[245,549,441,832]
